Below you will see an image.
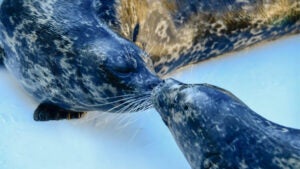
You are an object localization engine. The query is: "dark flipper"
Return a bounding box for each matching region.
[33,103,86,121]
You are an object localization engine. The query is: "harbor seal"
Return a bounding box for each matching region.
[0,0,161,121]
[108,0,300,75]
[152,79,300,169]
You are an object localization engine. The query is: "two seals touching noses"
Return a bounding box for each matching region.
[152,79,300,169]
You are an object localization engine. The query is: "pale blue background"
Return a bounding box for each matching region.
[0,1,299,167]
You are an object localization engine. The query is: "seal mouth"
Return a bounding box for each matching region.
[151,78,184,108]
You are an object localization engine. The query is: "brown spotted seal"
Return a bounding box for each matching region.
[111,0,300,75]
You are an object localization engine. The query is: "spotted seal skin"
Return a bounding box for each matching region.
[105,0,300,75]
[152,79,300,169]
[0,0,161,121]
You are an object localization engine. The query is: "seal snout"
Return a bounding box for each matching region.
[152,78,179,98]
[151,78,185,111]
[144,74,162,91]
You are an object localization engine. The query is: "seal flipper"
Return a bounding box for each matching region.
[33,103,86,121]
[132,23,140,42]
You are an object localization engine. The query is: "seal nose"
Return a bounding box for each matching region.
[145,75,162,90]
[151,78,183,99]
[161,78,184,90]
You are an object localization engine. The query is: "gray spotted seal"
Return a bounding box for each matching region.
[0,0,161,121]
[152,79,300,169]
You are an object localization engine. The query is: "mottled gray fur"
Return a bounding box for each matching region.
[153,79,300,169]
[0,0,160,115]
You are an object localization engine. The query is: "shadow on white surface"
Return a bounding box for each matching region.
[0,35,299,169]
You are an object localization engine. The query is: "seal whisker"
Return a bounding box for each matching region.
[84,92,152,122]
[113,102,143,124]
[126,96,152,113]
[112,96,150,122]
[91,94,146,107]
[139,102,153,112]
[137,99,151,111]
[76,94,146,109]
[143,101,153,110]
[115,96,150,114]
[104,98,145,123]
[112,102,139,123]
[107,93,150,114]
[99,93,142,99]
[83,97,140,122]
[112,100,138,114]
[80,111,109,123]
[105,97,139,113]
[89,92,151,108]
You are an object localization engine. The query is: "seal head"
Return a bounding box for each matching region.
[0,0,161,120]
[153,79,300,169]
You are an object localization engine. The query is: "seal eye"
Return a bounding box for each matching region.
[109,58,136,77]
[113,61,135,74]
[114,65,130,73]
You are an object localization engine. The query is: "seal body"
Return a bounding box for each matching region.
[0,0,161,116]
[152,79,300,169]
[110,0,300,75]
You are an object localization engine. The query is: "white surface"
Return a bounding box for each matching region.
[0,35,299,169]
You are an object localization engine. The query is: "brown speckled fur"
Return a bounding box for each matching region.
[115,0,300,75]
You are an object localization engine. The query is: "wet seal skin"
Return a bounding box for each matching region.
[112,0,300,75]
[0,0,161,121]
[152,79,300,169]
